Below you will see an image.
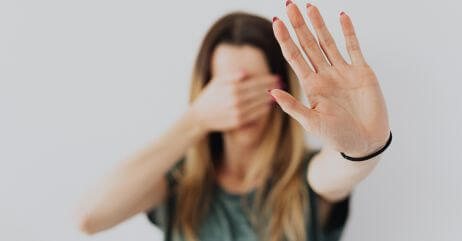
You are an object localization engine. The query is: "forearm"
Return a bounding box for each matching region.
[75,109,206,234]
[307,145,383,202]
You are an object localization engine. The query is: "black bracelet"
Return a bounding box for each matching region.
[340,131,392,161]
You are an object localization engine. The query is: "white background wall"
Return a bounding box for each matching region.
[1,0,461,240]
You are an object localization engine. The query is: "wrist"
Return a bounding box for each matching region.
[184,107,208,137]
[341,130,392,161]
[343,144,384,158]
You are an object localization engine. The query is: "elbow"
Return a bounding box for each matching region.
[75,213,99,235]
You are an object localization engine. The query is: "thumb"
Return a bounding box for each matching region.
[269,89,319,133]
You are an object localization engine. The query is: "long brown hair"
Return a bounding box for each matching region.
[173,12,314,241]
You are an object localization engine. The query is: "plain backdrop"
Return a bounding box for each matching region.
[1,0,461,240]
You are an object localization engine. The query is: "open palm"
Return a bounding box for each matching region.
[270,2,390,157]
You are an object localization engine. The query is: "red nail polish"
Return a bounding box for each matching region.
[340,11,345,16]
[272,16,278,23]
[267,90,276,101]
[306,3,312,8]
[286,0,293,7]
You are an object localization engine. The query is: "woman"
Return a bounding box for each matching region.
[75,2,391,241]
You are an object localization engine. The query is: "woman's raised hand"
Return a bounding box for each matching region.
[191,71,280,132]
[269,2,390,157]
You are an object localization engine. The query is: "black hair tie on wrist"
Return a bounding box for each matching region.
[340,131,392,161]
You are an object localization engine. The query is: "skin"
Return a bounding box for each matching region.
[73,44,282,234]
[271,2,390,202]
[74,2,390,236]
[194,44,279,188]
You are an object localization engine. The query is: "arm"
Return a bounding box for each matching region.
[74,71,279,234]
[74,109,206,234]
[308,142,386,203]
[310,132,388,227]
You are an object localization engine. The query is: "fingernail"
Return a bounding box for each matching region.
[272,16,279,23]
[306,3,312,8]
[340,11,345,16]
[286,0,293,7]
[267,90,277,101]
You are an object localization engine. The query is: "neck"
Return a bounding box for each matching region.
[220,133,258,179]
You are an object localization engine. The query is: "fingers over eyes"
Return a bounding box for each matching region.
[340,12,366,65]
[240,86,274,106]
[221,71,248,84]
[306,5,347,67]
[242,91,272,113]
[272,18,313,82]
[286,2,329,72]
[238,75,279,94]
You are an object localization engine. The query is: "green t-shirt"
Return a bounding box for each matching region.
[146,149,350,241]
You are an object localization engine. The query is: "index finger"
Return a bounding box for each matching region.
[272,17,314,82]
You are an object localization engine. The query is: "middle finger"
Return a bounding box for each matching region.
[286,1,330,72]
[306,4,347,67]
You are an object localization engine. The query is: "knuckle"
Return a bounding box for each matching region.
[304,38,319,50]
[322,36,334,48]
[292,18,305,30]
[286,49,302,63]
[348,40,361,51]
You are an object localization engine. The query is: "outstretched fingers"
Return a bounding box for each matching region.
[339,12,366,65]
[306,4,347,67]
[272,17,313,82]
[285,1,329,72]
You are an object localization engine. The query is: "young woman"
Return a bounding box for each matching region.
[75,2,391,241]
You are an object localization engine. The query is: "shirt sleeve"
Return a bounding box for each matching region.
[312,189,350,241]
[303,149,351,241]
[145,157,185,227]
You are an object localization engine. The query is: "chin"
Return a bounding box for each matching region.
[231,122,264,146]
